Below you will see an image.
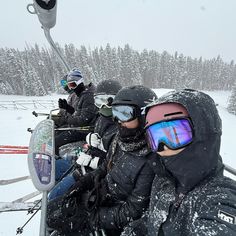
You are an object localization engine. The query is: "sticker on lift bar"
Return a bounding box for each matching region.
[33,152,52,185]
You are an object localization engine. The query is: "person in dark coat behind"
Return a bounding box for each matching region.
[123,89,236,236]
[54,69,98,156]
[48,80,122,201]
[65,85,158,236]
[77,79,122,168]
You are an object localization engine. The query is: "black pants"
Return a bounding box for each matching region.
[55,130,88,156]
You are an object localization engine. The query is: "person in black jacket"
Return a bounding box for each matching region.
[77,79,122,169]
[66,85,158,236]
[48,80,122,200]
[123,89,236,236]
[54,69,98,156]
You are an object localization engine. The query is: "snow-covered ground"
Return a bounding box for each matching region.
[0,89,235,235]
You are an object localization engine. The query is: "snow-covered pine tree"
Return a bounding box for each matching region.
[159,51,174,88]
[227,83,236,115]
[119,44,136,86]
[1,44,236,94]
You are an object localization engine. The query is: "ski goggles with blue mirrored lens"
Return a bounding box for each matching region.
[60,79,68,88]
[94,94,115,109]
[145,118,193,152]
[112,105,139,122]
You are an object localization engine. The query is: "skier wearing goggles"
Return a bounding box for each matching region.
[54,69,98,156]
[65,85,157,236]
[51,75,78,129]
[122,89,236,236]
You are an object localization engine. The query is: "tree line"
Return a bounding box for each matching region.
[0,43,235,114]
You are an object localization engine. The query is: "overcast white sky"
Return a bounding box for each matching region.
[1,0,236,62]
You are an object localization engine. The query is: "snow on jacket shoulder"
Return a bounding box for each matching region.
[96,140,155,231]
[147,173,236,236]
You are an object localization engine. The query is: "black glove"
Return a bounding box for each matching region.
[87,146,107,159]
[68,174,94,198]
[58,98,75,114]
[58,98,67,109]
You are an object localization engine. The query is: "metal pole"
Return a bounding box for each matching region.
[224,163,236,176]
[49,108,60,120]
[27,2,70,72]
[39,191,48,236]
[43,28,70,71]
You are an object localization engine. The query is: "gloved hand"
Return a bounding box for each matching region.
[76,152,92,166]
[87,146,107,160]
[66,181,83,198]
[89,157,100,170]
[58,98,68,109]
[86,133,101,148]
[58,98,75,114]
[68,174,94,198]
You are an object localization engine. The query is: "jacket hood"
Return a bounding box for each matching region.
[78,82,95,96]
[154,89,223,193]
[158,89,222,138]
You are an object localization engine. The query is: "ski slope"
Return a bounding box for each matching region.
[0,89,235,235]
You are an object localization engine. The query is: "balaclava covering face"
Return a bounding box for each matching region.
[73,83,85,96]
[118,112,146,143]
[118,123,143,142]
[99,107,113,117]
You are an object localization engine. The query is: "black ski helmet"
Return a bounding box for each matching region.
[112,85,157,108]
[95,80,122,95]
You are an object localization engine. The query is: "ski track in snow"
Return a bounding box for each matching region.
[0,90,235,235]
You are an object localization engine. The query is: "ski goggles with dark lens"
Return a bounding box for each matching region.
[60,79,67,88]
[67,80,81,89]
[112,105,138,122]
[146,118,193,152]
[94,94,115,108]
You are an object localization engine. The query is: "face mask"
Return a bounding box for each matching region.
[160,137,221,193]
[99,107,112,117]
[118,124,143,142]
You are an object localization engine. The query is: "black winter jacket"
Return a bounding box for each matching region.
[66,83,98,127]
[55,92,78,127]
[84,134,155,232]
[93,115,117,151]
[145,170,236,236]
[122,168,236,236]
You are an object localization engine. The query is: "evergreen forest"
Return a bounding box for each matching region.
[0,43,236,114]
